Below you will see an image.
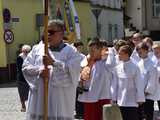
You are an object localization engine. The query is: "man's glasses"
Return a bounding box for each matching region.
[48,30,63,36]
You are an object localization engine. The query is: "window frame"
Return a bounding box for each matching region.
[152,0,160,18]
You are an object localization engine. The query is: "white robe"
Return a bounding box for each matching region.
[108,47,121,67]
[148,57,160,101]
[137,57,157,100]
[111,60,145,107]
[131,49,141,64]
[22,41,82,120]
[78,59,112,103]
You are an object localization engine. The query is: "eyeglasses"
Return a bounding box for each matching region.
[48,30,63,36]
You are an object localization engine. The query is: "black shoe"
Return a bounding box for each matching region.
[74,114,83,119]
[83,87,89,92]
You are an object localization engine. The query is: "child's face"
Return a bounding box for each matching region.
[101,47,108,58]
[146,42,152,50]
[89,46,102,60]
[118,50,129,61]
[94,48,102,60]
[153,47,160,59]
[132,36,142,46]
[143,38,152,50]
[137,48,148,59]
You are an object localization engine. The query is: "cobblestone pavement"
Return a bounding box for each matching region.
[0,85,25,120]
[0,84,83,120]
[0,83,159,120]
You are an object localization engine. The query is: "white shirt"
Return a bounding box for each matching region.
[137,57,157,100]
[151,57,160,100]
[112,60,145,107]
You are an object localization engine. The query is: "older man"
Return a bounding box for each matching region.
[22,19,82,120]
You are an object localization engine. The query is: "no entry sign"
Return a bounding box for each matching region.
[4,29,14,44]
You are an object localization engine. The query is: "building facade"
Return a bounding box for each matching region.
[125,0,160,40]
[0,0,43,82]
[90,0,124,42]
[0,0,95,82]
[0,0,124,82]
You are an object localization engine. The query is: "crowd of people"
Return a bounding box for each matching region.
[16,19,160,120]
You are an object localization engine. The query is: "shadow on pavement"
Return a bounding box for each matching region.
[0,82,16,88]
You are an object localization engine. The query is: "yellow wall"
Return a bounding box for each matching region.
[0,0,7,67]
[75,2,95,44]
[0,1,93,66]
[2,0,43,64]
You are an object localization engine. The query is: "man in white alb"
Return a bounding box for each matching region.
[22,19,82,120]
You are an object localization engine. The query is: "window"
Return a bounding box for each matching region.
[114,24,118,39]
[108,24,119,41]
[116,0,122,9]
[108,24,112,41]
[152,0,160,17]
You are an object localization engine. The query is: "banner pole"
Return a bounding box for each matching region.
[44,0,49,120]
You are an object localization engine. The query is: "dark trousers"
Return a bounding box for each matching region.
[138,103,146,120]
[120,107,139,120]
[144,99,154,120]
[158,100,160,110]
[75,87,84,116]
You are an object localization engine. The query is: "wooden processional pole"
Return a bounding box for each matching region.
[43,0,49,120]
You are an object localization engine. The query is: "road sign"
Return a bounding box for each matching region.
[4,29,14,44]
[91,9,102,19]
[3,8,11,23]
[91,9,102,37]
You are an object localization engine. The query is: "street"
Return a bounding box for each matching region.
[0,83,159,120]
[0,83,83,120]
[0,84,25,120]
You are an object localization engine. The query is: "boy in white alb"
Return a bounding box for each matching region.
[112,45,145,120]
[143,37,154,58]
[78,40,112,120]
[73,41,86,119]
[152,43,160,111]
[136,42,157,120]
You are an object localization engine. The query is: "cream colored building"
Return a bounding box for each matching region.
[125,0,160,40]
[90,0,124,42]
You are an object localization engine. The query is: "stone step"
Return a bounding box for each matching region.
[103,104,122,120]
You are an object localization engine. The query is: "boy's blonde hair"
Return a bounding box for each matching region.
[152,42,160,49]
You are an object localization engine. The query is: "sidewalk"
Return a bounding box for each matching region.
[0,83,158,120]
[0,84,25,120]
[0,82,16,88]
[0,83,82,120]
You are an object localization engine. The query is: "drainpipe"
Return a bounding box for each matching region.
[144,0,147,29]
[122,0,126,39]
